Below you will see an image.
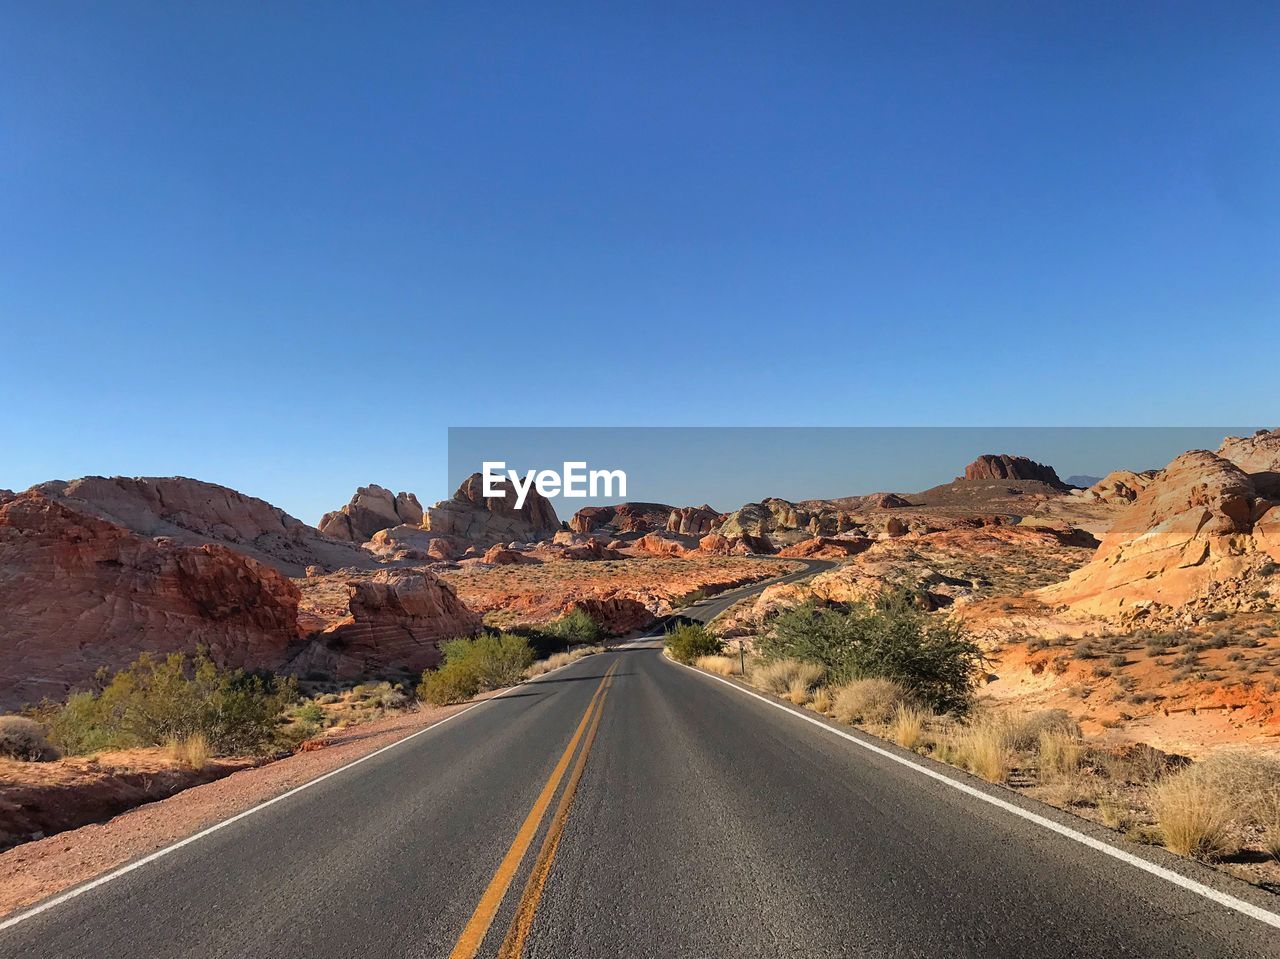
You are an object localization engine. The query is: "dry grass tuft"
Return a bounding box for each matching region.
[830,678,911,725]
[955,716,1013,783]
[1038,728,1084,780]
[695,655,743,676]
[1151,765,1235,860]
[165,733,209,770]
[751,659,825,697]
[809,686,834,714]
[887,704,931,750]
[524,645,605,678]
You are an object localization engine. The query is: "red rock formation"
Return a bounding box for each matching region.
[33,476,373,576]
[0,492,301,709]
[777,537,875,559]
[569,502,674,536]
[422,473,560,546]
[963,454,1064,486]
[562,597,655,636]
[291,570,481,678]
[667,505,721,536]
[319,485,423,542]
[1218,429,1280,478]
[1083,470,1160,504]
[632,532,690,557]
[695,532,776,555]
[483,544,538,565]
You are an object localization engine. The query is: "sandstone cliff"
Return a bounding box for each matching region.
[0,492,301,709]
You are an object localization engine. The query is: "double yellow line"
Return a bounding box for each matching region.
[448,658,619,959]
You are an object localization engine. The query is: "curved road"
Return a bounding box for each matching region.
[3,558,1279,958]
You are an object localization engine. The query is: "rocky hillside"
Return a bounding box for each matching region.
[569,502,674,536]
[1041,448,1280,617]
[33,476,374,576]
[319,485,423,542]
[0,491,302,709]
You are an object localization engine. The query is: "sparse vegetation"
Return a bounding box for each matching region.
[759,591,984,714]
[694,654,744,676]
[34,652,296,757]
[165,732,210,770]
[525,645,605,678]
[418,633,535,705]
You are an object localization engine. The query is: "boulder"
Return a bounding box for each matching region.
[319,485,423,542]
[695,532,776,555]
[632,532,690,557]
[0,492,301,709]
[483,544,538,565]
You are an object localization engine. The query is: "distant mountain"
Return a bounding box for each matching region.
[1065,474,1104,488]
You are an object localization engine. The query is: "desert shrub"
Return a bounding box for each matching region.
[1195,751,1280,860]
[1003,709,1079,752]
[418,660,482,706]
[548,609,604,644]
[664,622,723,664]
[831,677,911,725]
[440,633,535,689]
[1152,764,1235,860]
[40,652,295,757]
[695,655,742,676]
[760,592,984,714]
[0,715,60,761]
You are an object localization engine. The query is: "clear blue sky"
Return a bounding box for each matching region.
[2,3,1276,523]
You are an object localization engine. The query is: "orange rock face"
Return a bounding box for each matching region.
[1040,451,1280,615]
[695,532,776,555]
[291,570,482,678]
[0,492,301,709]
[569,503,673,536]
[666,505,721,536]
[33,475,373,576]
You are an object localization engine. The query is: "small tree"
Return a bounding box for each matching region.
[664,622,723,664]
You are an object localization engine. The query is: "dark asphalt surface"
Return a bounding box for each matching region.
[3,558,1279,958]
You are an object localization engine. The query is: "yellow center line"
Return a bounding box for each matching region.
[447,658,619,959]
[497,666,614,959]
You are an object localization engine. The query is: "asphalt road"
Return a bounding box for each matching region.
[4,558,1280,958]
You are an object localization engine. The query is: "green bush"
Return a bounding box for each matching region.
[758,591,984,714]
[664,622,723,664]
[419,632,536,705]
[548,609,604,644]
[38,651,296,756]
[418,660,482,706]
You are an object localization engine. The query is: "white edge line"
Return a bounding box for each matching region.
[0,653,599,934]
[666,655,1280,931]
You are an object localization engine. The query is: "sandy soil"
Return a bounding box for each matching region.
[0,695,493,919]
